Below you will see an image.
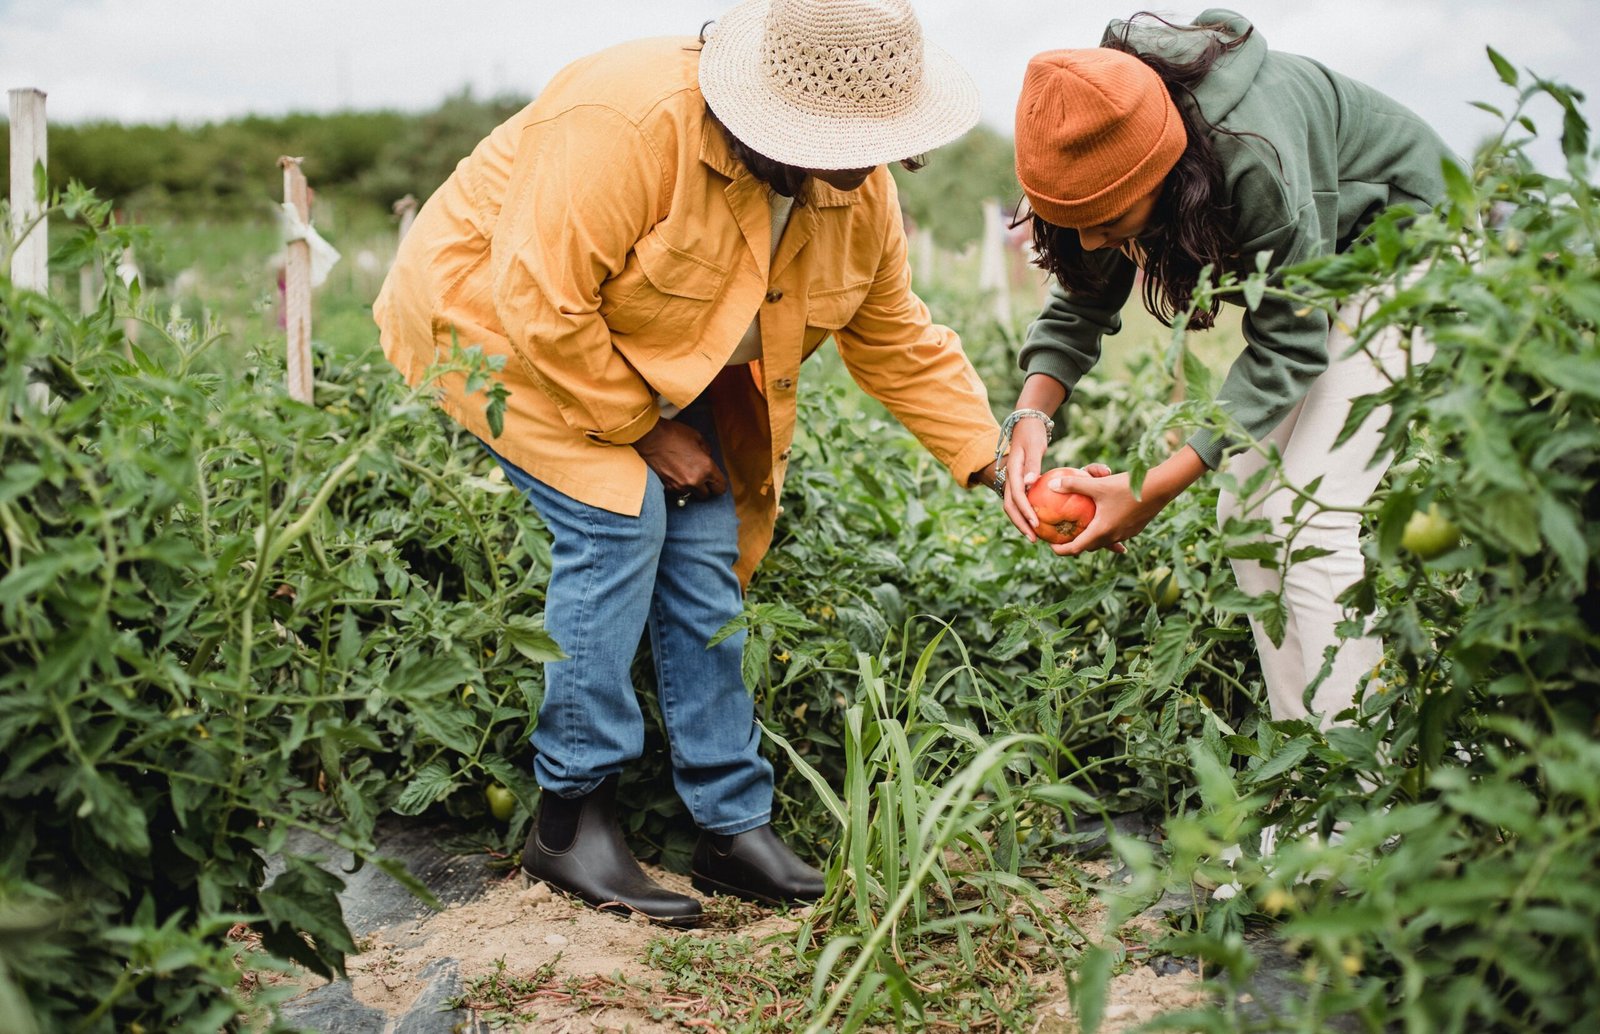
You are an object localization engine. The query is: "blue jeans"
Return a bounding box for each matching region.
[481,397,773,834]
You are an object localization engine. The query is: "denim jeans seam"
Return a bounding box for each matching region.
[699,809,772,836]
[563,509,601,783]
[652,596,692,774]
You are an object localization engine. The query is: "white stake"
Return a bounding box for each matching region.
[9,88,48,292]
[280,156,314,403]
[977,198,1011,326]
[393,194,418,245]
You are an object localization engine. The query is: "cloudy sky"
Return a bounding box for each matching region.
[3,0,1593,168]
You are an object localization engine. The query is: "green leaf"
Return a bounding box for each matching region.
[257,860,356,977]
[387,655,467,700]
[1147,617,1192,691]
[373,856,443,911]
[1181,339,1214,398]
[1242,272,1266,311]
[410,705,479,756]
[1251,737,1312,785]
[1486,46,1518,87]
[1536,493,1589,585]
[1071,944,1113,1034]
[503,615,564,663]
[393,758,456,816]
[1440,158,1476,210]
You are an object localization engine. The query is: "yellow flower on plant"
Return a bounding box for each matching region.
[1261,888,1293,914]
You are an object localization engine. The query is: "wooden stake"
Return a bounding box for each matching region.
[280,156,314,403]
[393,194,418,245]
[9,88,48,292]
[977,198,1011,327]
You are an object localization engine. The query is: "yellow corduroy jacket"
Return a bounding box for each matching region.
[374,36,1001,586]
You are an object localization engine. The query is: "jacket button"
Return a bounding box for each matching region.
[765,289,783,303]
[774,377,794,391]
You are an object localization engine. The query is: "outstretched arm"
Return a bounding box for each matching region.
[1042,445,1209,556]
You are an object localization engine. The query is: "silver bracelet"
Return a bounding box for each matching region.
[992,409,1056,497]
[1001,408,1056,445]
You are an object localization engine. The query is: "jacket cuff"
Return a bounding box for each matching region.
[1186,428,1229,470]
[950,429,1003,489]
[586,405,661,446]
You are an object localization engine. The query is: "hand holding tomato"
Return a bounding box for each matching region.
[1039,447,1210,557]
[1003,458,1123,552]
[1026,467,1097,544]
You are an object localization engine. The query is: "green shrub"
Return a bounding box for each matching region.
[1077,60,1600,1033]
[0,185,554,1030]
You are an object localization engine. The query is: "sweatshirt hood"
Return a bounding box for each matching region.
[1102,8,1265,125]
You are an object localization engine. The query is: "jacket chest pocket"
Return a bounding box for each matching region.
[601,232,728,340]
[801,282,870,358]
[805,282,870,329]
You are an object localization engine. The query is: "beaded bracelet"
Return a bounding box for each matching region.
[990,409,1057,497]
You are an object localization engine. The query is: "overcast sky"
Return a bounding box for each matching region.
[3,0,1593,169]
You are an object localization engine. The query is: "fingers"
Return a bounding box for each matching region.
[691,466,728,499]
[1053,509,1119,557]
[1086,463,1113,478]
[1049,475,1101,497]
[1003,438,1044,534]
[1002,492,1036,542]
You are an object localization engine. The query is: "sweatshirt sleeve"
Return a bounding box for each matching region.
[489,104,668,446]
[1017,249,1137,398]
[1186,211,1330,468]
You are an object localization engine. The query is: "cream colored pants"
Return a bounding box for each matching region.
[1216,287,1431,725]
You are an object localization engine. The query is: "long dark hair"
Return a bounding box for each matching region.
[1029,14,1262,330]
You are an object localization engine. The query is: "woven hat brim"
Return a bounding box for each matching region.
[699,0,982,170]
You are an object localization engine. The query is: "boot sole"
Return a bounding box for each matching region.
[523,867,703,929]
[690,871,821,907]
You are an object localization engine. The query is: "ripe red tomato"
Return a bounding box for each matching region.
[1026,467,1097,545]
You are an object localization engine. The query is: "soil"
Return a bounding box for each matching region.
[266,856,1210,1033]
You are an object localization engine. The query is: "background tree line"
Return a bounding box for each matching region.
[1,91,1021,248]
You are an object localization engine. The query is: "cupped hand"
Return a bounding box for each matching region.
[632,420,728,499]
[1043,469,1166,556]
[999,419,1050,541]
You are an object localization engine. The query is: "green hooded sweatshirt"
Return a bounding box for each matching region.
[1018,9,1461,468]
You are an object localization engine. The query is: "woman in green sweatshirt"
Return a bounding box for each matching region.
[1000,10,1459,724]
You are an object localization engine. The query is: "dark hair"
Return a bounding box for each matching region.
[1028,13,1262,330]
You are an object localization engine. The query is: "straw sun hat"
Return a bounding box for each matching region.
[698,0,981,170]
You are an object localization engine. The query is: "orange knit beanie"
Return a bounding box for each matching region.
[1014,48,1187,228]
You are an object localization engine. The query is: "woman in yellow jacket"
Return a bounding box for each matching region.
[375,0,1002,926]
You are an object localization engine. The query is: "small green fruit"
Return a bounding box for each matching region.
[1401,505,1460,559]
[1142,565,1181,610]
[485,784,517,822]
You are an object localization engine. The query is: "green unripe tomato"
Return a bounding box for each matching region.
[1141,565,1181,610]
[485,784,517,822]
[1401,505,1460,559]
